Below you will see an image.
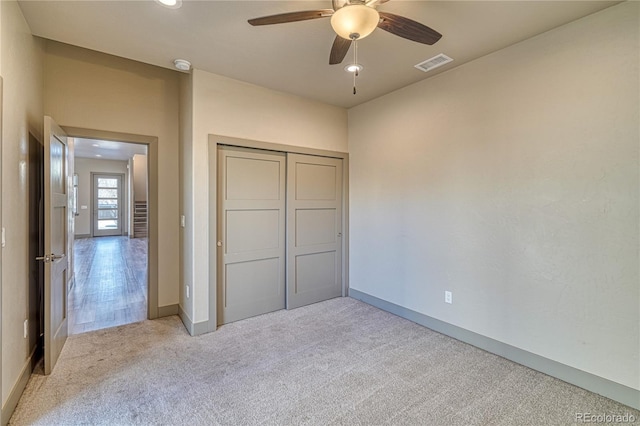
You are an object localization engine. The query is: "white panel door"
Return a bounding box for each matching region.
[287,154,343,309]
[42,116,69,374]
[217,146,286,324]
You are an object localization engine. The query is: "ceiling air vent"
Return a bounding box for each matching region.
[415,54,453,73]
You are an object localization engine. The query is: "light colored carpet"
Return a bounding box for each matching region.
[9,298,639,425]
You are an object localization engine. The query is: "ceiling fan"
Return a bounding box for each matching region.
[248,0,442,66]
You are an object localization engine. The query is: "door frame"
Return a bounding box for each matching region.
[207,135,349,332]
[91,172,125,237]
[63,126,159,320]
[0,77,4,424]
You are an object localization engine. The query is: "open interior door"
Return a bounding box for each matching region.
[39,116,69,374]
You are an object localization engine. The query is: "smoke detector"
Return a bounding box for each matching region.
[173,59,191,72]
[415,54,453,73]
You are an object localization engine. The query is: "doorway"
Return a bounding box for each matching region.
[92,174,124,237]
[28,132,45,363]
[70,137,149,334]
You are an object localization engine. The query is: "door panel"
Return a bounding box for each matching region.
[295,209,337,247]
[295,163,337,200]
[295,252,337,294]
[217,147,286,325]
[226,210,280,253]
[226,258,281,308]
[226,157,282,200]
[287,154,343,309]
[43,116,69,374]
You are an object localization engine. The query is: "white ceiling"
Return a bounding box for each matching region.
[18,0,619,108]
[74,138,147,161]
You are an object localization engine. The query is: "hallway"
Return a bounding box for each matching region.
[69,236,148,334]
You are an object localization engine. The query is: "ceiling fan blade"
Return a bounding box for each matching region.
[329,35,352,65]
[377,12,442,45]
[248,9,333,26]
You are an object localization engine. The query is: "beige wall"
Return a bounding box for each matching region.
[43,41,180,308]
[348,2,639,391]
[74,157,129,237]
[0,0,44,410]
[184,70,348,325]
[132,154,147,202]
[0,0,3,413]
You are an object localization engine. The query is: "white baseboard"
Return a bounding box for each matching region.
[1,347,37,426]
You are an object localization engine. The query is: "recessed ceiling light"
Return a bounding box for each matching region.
[345,64,363,73]
[155,0,182,9]
[95,154,102,157]
[174,59,191,71]
[92,143,100,147]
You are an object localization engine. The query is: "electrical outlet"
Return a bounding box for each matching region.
[186,285,190,299]
[445,291,453,304]
[23,319,28,338]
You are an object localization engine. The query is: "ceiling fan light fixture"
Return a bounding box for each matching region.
[155,0,182,9]
[345,64,363,73]
[331,4,380,40]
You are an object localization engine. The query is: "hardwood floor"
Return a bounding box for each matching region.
[69,236,147,335]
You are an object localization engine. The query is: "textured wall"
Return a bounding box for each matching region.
[132,154,147,202]
[43,41,180,308]
[0,0,44,407]
[348,2,638,390]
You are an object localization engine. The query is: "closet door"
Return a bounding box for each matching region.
[217,146,286,324]
[287,154,343,309]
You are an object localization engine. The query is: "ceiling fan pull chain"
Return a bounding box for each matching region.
[353,71,357,95]
[353,39,358,95]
